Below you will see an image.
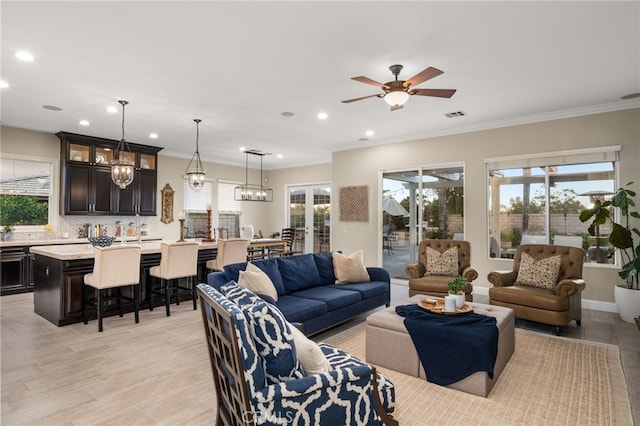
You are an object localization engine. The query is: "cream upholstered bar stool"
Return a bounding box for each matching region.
[206,238,249,271]
[149,241,199,316]
[83,244,142,332]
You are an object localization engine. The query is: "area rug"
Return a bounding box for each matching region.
[321,323,633,425]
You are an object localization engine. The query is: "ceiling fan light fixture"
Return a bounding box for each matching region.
[111,100,135,190]
[384,90,409,107]
[185,118,206,192]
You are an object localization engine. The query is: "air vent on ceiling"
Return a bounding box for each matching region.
[444,111,466,118]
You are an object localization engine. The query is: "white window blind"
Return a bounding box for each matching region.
[183,180,213,211]
[484,146,620,170]
[218,180,242,212]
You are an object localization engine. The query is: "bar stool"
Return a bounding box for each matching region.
[206,238,249,271]
[83,244,142,332]
[149,241,199,316]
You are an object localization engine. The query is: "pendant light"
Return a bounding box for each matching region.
[234,150,273,202]
[111,100,135,189]
[185,119,206,192]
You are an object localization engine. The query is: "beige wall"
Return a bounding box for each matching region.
[332,108,640,305]
[3,108,639,305]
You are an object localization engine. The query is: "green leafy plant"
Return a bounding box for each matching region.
[447,276,468,294]
[579,182,640,289]
[2,224,15,234]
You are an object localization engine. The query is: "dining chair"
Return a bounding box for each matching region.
[270,228,300,257]
[83,244,142,332]
[149,241,199,316]
[206,238,249,271]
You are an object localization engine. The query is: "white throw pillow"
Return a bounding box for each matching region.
[238,262,279,301]
[332,249,370,284]
[289,324,331,375]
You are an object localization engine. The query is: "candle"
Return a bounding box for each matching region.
[178,212,185,220]
[205,203,212,211]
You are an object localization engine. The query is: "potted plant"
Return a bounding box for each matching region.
[1,224,15,241]
[447,276,468,308]
[579,181,640,326]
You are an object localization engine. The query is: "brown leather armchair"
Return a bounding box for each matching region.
[406,239,478,301]
[488,244,586,334]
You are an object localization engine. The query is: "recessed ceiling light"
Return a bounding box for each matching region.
[15,50,34,62]
[317,112,328,120]
[106,105,118,113]
[42,105,63,111]
[0,80,9,89]
[79,120,90,126]
[281,111,295,117]
[621,92,640,100]
[276,154,283,159]
[149,133,158,139]
[365,130,374,137]
[239,146,246,152]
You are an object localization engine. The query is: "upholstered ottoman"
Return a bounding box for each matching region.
[366,294,515,397]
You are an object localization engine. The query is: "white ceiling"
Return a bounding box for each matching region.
[2,1,639,170]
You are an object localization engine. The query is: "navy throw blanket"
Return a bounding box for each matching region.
[395,304,498,386]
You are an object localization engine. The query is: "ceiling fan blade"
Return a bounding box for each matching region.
[409,88,457,98]
[341,94,383,103]
[351,76,390,89]
[403,67,443,88]
[390,104,404,112]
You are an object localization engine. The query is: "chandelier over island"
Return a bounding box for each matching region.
[234,149,273,202]
[110,100,135,189]
[185,118,206,192]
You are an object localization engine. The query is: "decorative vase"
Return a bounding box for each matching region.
[444,295,457,312]
[450,292,465,309]
[614,284,640,323]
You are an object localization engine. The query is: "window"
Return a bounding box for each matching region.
[0,156,56,229]
[382,164,464,279]
[486,146,619,264]
[217,180,242,239]
[183,179,213,238]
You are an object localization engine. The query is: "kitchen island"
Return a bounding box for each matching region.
[30,240,216,326]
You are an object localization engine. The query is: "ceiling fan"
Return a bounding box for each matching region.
[342,64,456,111]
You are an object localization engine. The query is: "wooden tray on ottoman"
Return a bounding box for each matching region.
[417,298,473,315]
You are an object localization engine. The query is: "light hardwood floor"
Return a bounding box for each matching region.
[2,284,639,425]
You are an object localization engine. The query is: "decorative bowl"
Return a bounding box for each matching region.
[88,236,116,247]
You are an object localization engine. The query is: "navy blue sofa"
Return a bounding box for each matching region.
[207,252,391,335]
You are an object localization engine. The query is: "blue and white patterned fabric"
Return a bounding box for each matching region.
[197,284,266,391]
[198,283,396,426]
[221,282,304,385]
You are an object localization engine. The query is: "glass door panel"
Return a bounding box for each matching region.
[69,143,90,163]
[287,184,331,253]
[95,147,114,165]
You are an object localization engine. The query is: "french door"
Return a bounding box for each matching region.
[287,184,331,253]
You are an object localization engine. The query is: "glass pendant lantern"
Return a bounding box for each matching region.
[111,100,135,189]
[185,119,206,192]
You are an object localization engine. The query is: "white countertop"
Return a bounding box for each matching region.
[30,239,216,260]
[1,236,161,248]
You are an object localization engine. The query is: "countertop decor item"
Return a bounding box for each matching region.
[184,119,206,191]
[111,100,135,190]
[88,236,116,247]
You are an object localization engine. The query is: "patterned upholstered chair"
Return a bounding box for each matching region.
[406,239,478,301]
[197,283,398,426]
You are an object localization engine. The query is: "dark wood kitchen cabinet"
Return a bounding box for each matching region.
[0,245,34,295]
[57,132,162,216]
